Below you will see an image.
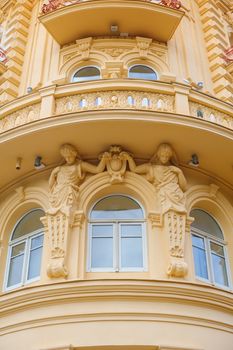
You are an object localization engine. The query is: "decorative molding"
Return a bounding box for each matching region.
[15,186,25,202]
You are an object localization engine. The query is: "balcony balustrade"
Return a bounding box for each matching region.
[0,80,232,134]
[39,0,184,45]
[0,79,232,190]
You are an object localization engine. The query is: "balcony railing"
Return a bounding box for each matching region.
[0,80,232,135]
[39,0,184,45]
[41,0,182,14]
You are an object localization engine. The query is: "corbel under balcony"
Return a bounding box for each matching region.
[39,0,184,46]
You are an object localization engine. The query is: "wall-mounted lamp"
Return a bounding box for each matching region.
[110,24,118,33]
[16,157,22,170]
[189,154,199,167]
[34,156,45,170]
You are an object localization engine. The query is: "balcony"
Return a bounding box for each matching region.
[0,79,232,192]
[39,0,184,45]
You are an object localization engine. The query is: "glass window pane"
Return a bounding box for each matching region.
[91,237,113,268]
[27,246,43,280]
[211,253,228,286]
[7,254,24,287]
[12,242,25,256]
[121,237,143,268]
[192,246,208,280]
[121,224,142,237]
[191,209,223,239]
[12,209,44,240]
[91,195,144,220]
[129,65,157,80]
[31,235,44,249]
[192,235,205,249]
[92,225,113,238]
[210,242,224,256]
[73,67,100,82]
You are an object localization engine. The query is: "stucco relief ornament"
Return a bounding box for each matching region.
[44,143,107,278]
[127,143,188,278]
[100,145,130,184]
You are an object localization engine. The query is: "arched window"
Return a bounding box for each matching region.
[128,65,158,81]
[72,66,101,83]
[191,209,230,288]
[88,195,146,272]
[5,209,45,290]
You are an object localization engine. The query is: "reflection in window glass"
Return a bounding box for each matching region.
[6,209,44,290]
[91,195,144,220]
[129,65,157,81]
[73,67,100,82]
[191,209,229,288]
[89,196,145,271]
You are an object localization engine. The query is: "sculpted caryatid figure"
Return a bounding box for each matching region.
[127,143,187,214]
[49,143,107,212]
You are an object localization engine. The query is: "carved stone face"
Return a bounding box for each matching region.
[158,149,171,165]
[63,152,77,165]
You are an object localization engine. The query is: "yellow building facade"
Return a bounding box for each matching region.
[0,0,233,349]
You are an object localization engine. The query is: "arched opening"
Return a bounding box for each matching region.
[128,65,158,81]
[191,209,230,288]
[5,209,45,290]
[72,66,101,82]
[88,195,146,272]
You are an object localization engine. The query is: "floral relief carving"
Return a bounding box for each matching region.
[101,48,130,58]
[190,102,233,129]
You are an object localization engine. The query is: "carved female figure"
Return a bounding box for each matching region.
[49,143,107,212]
[127,143,187,213]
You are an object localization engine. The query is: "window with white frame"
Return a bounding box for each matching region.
[72,66,101,82]
[88,195,146,272]
[128,65,158,81]
[191,209,230,288]
[5,209,44,290]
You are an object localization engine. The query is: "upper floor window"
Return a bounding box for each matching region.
[191,209,230,288]
[88,195,146,272]
[5,209,44,290]
[128,65,158,81]
[72,66,101,83]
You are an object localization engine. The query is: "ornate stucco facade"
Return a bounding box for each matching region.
[0,1,233,349]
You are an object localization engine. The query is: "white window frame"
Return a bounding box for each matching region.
[4,210,44,291]
[71,65,101,83]
[87,195,147,273]
[128,64,158,80]
[191,226,232,290]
